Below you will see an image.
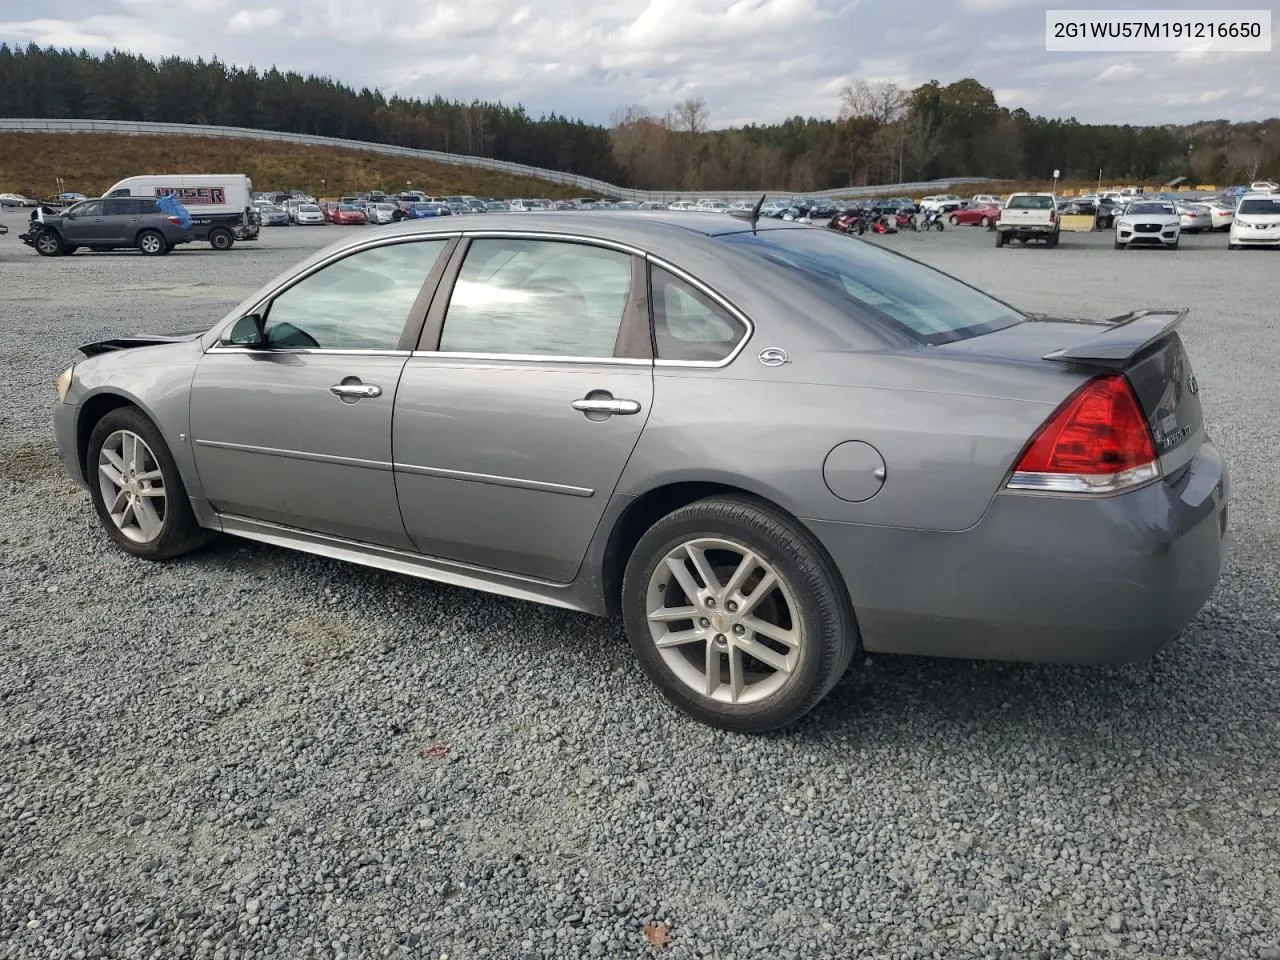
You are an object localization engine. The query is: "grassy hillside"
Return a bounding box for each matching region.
[0,132,590,200]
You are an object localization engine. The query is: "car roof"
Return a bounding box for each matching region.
[330,211,809,248]
[1239,192,1278,201]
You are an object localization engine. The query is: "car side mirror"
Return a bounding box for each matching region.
[221,313,267,348]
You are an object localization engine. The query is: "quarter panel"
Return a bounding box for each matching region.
[622,368,1059,532]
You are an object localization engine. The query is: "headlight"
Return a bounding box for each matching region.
[56,365,74,402]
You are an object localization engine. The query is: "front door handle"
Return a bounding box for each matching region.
[330,382,382,399]
[571,396,641,416]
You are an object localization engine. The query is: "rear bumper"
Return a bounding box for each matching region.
[998,223,1055,233]
[810,439,1230,664]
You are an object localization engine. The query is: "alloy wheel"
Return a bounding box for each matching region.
[97,430,167,543]
[36,232,60,255]
[139,232,163,254]
[645,537,803,705]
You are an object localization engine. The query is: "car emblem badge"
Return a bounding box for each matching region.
[1187,374,1198,395]
[758,347,790,367]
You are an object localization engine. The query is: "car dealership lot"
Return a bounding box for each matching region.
[2,208,1278,958]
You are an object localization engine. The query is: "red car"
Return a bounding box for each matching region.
[332,203,367,225]
[949,203,1002,227]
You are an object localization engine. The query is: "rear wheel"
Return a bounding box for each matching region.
[209,228,234,250]
[1045,231,1059,248]
[137,229,166,256]
[621,496,857,733]
[995,230,1006,247]
[34,229,63,256]
[86,407,212,561]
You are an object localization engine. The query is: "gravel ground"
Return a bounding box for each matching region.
[2,209,1279,959]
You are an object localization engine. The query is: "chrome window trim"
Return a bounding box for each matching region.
[207,232,463,348]
[645,255,755,369]
[206,346,412,356]
[409,351,650,366]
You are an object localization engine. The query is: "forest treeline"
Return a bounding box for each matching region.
[1,44,1276,191]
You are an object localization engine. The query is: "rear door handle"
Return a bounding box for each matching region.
[330,382,382,399]
[571,397,641,416]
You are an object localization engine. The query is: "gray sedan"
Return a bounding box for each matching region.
[52,213,1229,731]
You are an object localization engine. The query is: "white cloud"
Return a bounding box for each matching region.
[1096,62,1140,83]
[0,0,1276,128]
[227,8,281,31]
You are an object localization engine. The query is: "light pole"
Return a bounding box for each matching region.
[1052,168,1060,196]
[320,178,326,200]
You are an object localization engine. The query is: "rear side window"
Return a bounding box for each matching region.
[104,199,134,216]
[651,267,746,362]
[720,229,1021,345]
[439,238,632,358]
[1006,195,1054,209]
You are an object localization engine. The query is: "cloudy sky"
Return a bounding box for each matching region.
[1,0,1277,127]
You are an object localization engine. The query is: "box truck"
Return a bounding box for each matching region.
[103,174,260,249]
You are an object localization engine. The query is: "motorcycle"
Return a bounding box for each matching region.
[918,209,945,231]
[870,213,899,234]
[896,210,917,231]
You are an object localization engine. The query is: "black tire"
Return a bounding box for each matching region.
[160,242,174,255]
[86,407,213,561]
[1228,242,1237,251]
[995,230,1006,247]
[1170,238,1179,250]
[934,221,944,231]
[621,495,857,733]
[34,229,63,257]
[979,216,989,227]
[948,214,959,225]
[1045,231,1059,248]
[137,229,166,256]
[209,228,235,250]
[1114,239,1124,250]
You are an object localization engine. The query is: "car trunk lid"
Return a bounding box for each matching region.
[938,309,1203,476]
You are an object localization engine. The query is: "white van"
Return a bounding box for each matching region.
[103,174,259,249]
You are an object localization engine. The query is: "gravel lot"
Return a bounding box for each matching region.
[2,209,1278,959]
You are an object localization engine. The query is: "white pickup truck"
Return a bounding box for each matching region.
[995,192,1059,247]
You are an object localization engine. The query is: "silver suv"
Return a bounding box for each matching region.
[20,197,194,256]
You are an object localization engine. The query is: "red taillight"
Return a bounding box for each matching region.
[1008,373,1159,494]
[1049,209,1057,222]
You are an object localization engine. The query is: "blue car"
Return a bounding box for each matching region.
[406,202,451,219]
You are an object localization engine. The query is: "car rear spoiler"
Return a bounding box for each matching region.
[79,331,205,357]
[1041,308,1188,369]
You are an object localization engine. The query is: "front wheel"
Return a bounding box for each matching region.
[948,214,959,225]
[86,407,213,561]
[34,230,63,256]
[934,221,944,231]
[209,228,234,250]
[622,496,857,732]
[979,216,989,227]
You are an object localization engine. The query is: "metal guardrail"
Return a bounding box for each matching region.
[0,117,994,201]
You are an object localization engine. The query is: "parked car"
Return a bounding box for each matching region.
[367,203,400,225]
[51,212,1228,732]
[995,193,1059,247]
[1228,193,1280,250]
[294,203,326,226]
[1247,180,1278,193]
[0,192,39,207]
[668,201,698,211]
[918,194,963,213]
[256,204,291,226]
[1095,198,1124,229]
[969,194,1003,207]
[695,199,730,213]
[1114,201,1181,249]
[332,203,368,225]
[949,203,1001,227]
[807,198,837,218]
[19,197,193,256]
[1173,202,1211,233]
[1204,201,1235,231]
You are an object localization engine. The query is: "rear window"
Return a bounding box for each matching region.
[719,229,1022,345]
[1239,198,1280,215]
[1006,195,1054,209]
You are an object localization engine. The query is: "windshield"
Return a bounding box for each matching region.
[1129,203,1174,215]
[300,205,320,212]
[1007,195,1054,209]
[720,229,1022,345]
[339,204,359,211]
[1239,198,1280,214]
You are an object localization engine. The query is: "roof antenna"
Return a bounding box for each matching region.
[730,193,767,233]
